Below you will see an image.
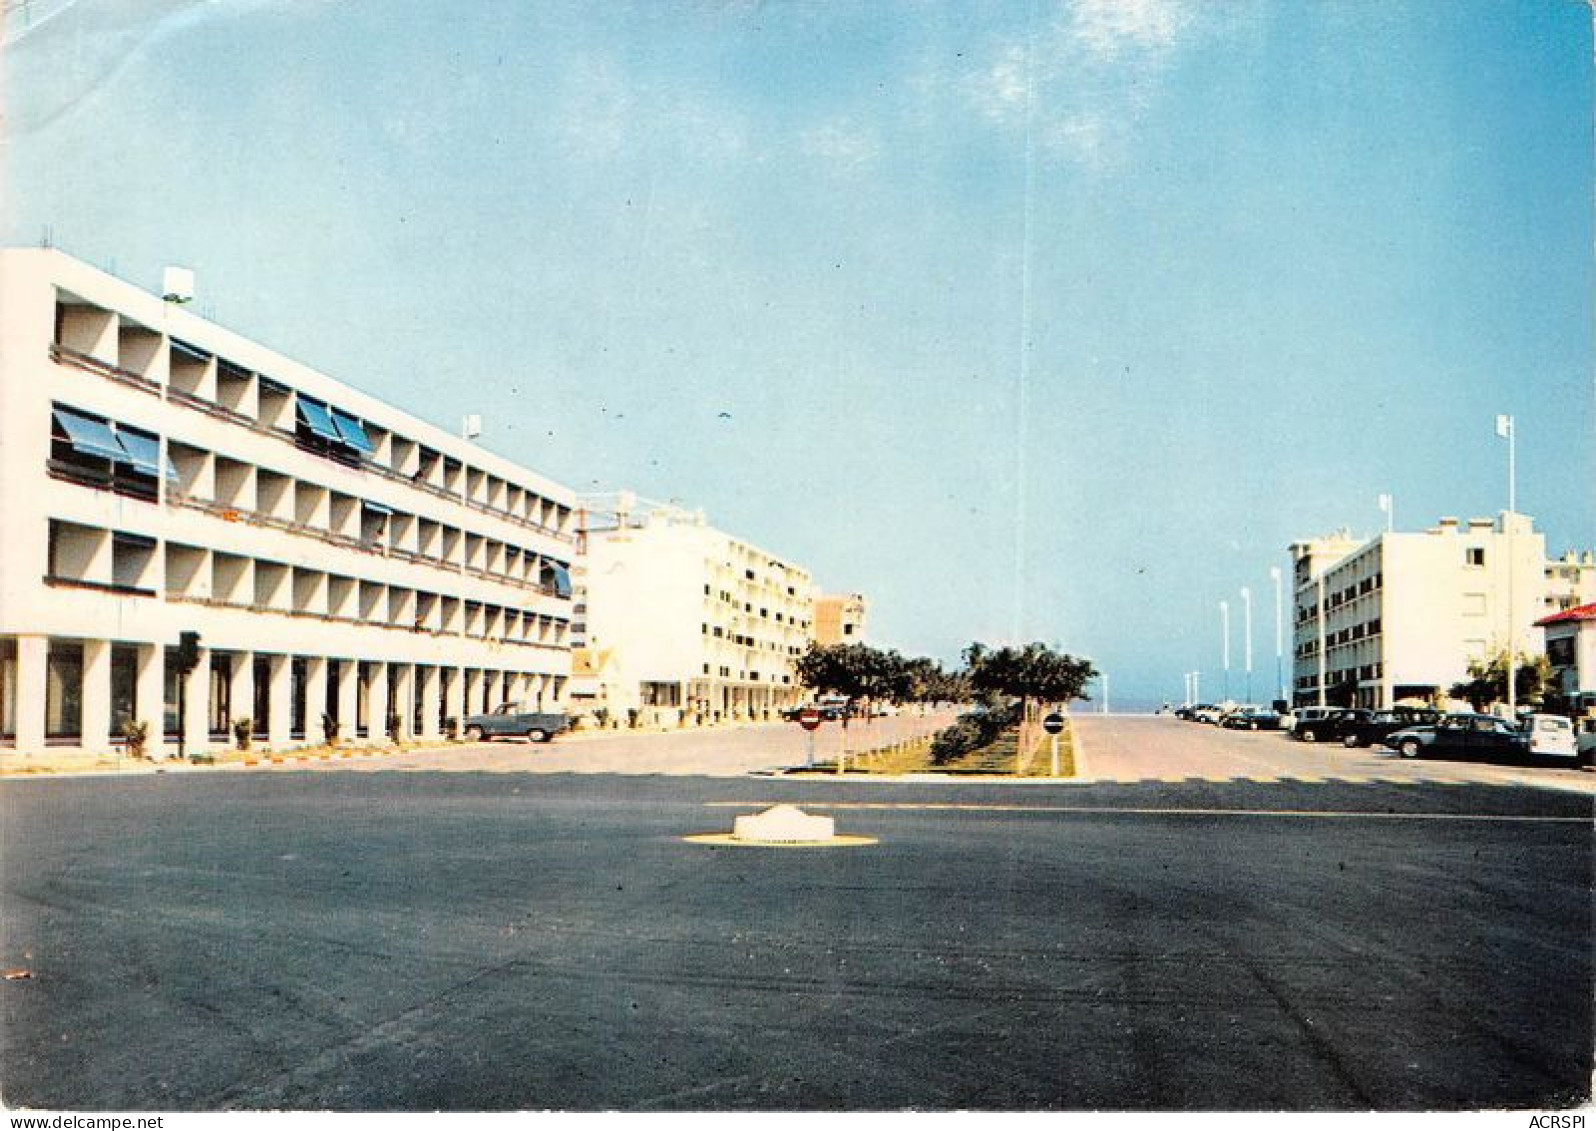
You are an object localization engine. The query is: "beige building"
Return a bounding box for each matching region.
[579,500,815,724]
[814,592,867,646]
[0,249,577,757]
[1290,513,1587,709]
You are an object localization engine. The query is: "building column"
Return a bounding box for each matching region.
[14,635,47,755]
[304,656,329,745]
[228,651,254,741]
[80,639,113,755]
[135,643,164,748]
[463,669,481,721]
[266,654,292,750]
[368,662,390,742]
[182,649,210,756]
[336,659,359,744]
[390,663,414,742]
[418,665,441,741]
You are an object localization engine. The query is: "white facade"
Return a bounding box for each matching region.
[0,249,577,756]
[1289,513,1580,709]
[581,505,814,723]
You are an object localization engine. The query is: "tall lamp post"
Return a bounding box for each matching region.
[1496,414,1517,717]
[1378,492,1394,534]
[1220,600,1231,702]
[1241,587,1253,703]
[1269,566,1284,707]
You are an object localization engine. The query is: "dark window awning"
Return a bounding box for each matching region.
[295,396,342,441]
[546,561,573,599]
[258,375,292,397]
[170,338,210,364]
[330,409,375,453]
[53,406,130,463]
[114,429,177,482]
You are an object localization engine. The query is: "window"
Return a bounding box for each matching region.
[1465,547,1486,568]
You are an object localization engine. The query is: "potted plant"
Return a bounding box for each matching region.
[122,719,149,760]
[231,716,253,751]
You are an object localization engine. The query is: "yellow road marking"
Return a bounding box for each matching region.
[682,833,878,847]
[705,801,1590,824]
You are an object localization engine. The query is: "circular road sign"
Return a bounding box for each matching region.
[1042,711,1065,735]
[797,707,823,732]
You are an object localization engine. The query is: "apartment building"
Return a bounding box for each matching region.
[580,502,814,723]
[0,249,577,756]
[1289,513,1586,709]
[814,592,867,646]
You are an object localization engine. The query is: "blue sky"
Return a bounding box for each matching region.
[5,0,1591,703]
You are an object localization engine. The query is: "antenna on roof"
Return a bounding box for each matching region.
[463,414,483,440]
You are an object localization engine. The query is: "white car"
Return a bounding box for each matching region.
[1521,713,1579,762]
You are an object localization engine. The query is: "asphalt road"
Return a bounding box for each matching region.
[2,765,1590,1111]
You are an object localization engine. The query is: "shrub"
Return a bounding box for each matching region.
[231,717,253,751]
[930,703,1020,765]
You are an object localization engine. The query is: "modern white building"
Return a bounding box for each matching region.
[0,248,577,757]
[1289,513,1588,709]
[579,500,814,724]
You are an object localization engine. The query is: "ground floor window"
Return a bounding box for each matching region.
[208,654,232,740]
[324,660,341,733]
[45,640,83,740]
[110,644,138,738]
[291,657,308,740]
[641,681,682,708]
[0,639,16,740]
[252,654,270,740]
[356,663,371,737]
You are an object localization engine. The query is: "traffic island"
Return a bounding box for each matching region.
[683,803,877,847]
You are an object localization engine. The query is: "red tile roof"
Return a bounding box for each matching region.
[1536,601,1596,627]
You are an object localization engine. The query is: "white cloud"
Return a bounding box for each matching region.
[960,0,1201,171]
[799,119,881,168]
[1068,0,1192,60]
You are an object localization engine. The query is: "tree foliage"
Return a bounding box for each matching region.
[961,641,1096,708]
[1449,649,1554,710]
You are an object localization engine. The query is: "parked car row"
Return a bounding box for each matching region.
[1175,700,1590,768]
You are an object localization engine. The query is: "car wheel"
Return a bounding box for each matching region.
[1400,739,1422,759]
[1300,729,1317,743]
[1341,734,1359,748]
[464,725,484,743]
[526,728,549,744]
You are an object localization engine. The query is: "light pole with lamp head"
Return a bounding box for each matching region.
[1220,600,1231,702]
[1241,587,1253,703]
[1496,414,1517,718]
[1269,566,1284,707]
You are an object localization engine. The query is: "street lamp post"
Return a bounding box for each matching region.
[1101,672,1110,715]
[1496,414,1517,717]
[1241,587,1253,703]
[1269,566,1284,707]
[1378,492,1394,534]
[1220,600,1231,702]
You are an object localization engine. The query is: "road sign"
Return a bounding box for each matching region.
[1042,712,1065,735]
[797,707,823,732]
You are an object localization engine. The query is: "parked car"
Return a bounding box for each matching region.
[1579,718,1596,765]
[1193,704,1227,724]
[1383,713,1522,760]
[1220,709,1283,731]
[1286,706,1339,739]
[461,702,569,743]
[1520,713,1579,762]
[1292,708,1369,744]
[1175,704,1211,721]
[1339,708,1442,748]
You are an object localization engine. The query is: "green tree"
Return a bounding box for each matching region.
[962,641,1096,712]
[1450,649,1555,710]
